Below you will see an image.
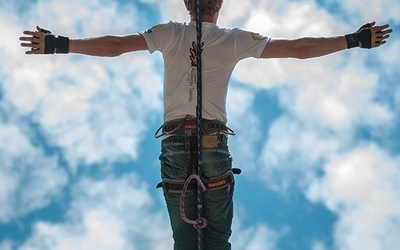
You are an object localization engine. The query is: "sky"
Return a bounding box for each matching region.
[0,0,399,249]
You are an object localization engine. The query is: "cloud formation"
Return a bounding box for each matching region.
[0,123,68,223]
[1,0,399,249]
[307,144,400,250]
[18,174,172,250]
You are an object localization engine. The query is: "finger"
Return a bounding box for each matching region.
[24,47,37,55]
[24,46,42,54]
[378,29,393,35]
[19,36,34,41]
[373,34,391,47]
[25,49,39,55]
[382,34,391,41]
[373,26,391,35]
[376,24,391,32]
[384,28,393,34]
[375,28,392,40]
[20,42,34,47]
[23,30,35,36]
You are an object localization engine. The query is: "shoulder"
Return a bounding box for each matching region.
[144,21,189,33]
[230,27,268,41]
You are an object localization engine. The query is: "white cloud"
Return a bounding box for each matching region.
[0,123,68,223]
[218,1,400,249]
[226,86,264,172]
[0,240,14,250]
[335,0,400,23]
[2,0,400,249]
[2,1,163,170]
[311,240,328,250]
[235,224,281,250]
[257,115,342,191]
[31,54,163,170]
[232,210,287,250]
[220,0,397,187]
[161,0,188,23]
[307,144,400,250]
[19,174,172,250]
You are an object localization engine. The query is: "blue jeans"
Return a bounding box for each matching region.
[159,134,234,250]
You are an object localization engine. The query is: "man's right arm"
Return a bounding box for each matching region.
[69,34,148,57]
[20,26,148,56]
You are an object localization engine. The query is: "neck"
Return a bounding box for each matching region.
[191,13,219,24]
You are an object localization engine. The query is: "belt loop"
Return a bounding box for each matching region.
[220,134,227,146]
[184,136,190,149]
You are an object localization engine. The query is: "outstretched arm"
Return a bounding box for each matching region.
[261,22,392,59]
[20,26,148,57]
[69,34,148,57]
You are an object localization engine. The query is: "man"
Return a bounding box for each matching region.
[20,0,392,249]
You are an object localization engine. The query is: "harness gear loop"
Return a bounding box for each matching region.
[154,115,192,138]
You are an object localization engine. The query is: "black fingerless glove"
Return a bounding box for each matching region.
[40,28,70,54]
[345,23,372,49]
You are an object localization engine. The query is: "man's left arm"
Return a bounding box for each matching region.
[261,22,392,59]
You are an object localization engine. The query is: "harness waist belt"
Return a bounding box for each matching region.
[163,119,227,134]
[155,116,235,138]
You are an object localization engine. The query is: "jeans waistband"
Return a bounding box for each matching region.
[161,133,228,149]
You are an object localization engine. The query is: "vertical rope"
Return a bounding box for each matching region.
[195,0,204,249]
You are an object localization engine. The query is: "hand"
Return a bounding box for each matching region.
[346,21,393,49]
[360,21,392,48]
[19,26,70,54]
[19,26,53,54]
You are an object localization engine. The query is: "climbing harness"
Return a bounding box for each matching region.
[154,115,236,138]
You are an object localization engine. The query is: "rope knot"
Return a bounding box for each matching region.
[194,217,208,230]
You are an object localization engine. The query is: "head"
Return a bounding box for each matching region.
[184,0,223,17]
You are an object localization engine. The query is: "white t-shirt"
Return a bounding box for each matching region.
[140,21,270,123]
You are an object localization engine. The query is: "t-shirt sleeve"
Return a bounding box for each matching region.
[139,22,176,54]
[234,28,270,60]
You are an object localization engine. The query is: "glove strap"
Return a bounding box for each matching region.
[358,29,372,49]
[346,23,373,49]
[44,35,70,54]
[345,33,359,49]
[56,36,70,53]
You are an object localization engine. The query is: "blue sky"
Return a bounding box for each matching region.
[1,0,400,249]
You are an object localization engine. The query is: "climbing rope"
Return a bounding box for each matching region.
[195,0,204,249]
[178,0,206,249]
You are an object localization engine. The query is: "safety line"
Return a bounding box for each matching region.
[196,0,203,250]
[195,0,204,249]
[178,1,205,249]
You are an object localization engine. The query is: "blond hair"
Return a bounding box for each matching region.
[184,0,223,17]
